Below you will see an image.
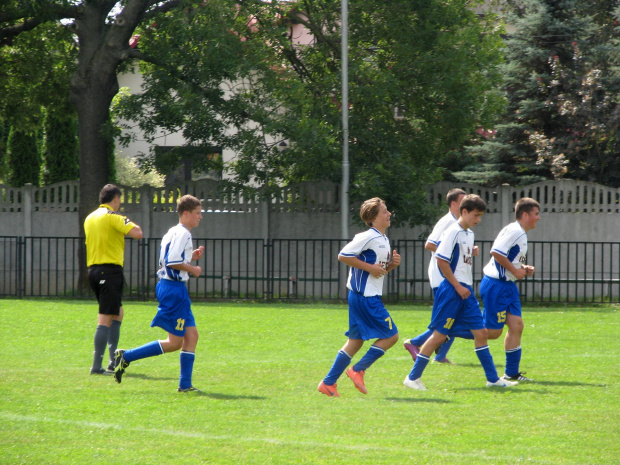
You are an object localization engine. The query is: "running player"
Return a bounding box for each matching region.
[113,195,205,392]
[318,197,401,397]
[85,184,143,375]
[403,194,517,390]
[480,197,540,382]
[403,188,475,364]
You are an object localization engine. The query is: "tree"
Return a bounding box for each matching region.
[42,108,79,185]
[0,121,8,182]
[116,0,506,227]
[6,126,41,187]
[453,0,620,187]
[1,0,190,229]
[114,152,165,187]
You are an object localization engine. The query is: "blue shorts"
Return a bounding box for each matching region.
[345,291,398,340]
[151,279,196,337]
[480,276,522,330]
[429,280,484,335]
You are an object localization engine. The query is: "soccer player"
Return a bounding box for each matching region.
[85,184,143,375]
[113,195,205,392]
[317,197,401,397]
[480,197,540,382]
[403,194,517,390]
[403,188,476,365]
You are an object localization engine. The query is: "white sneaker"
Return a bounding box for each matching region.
[486,378,518,387]
[403,376,427,391]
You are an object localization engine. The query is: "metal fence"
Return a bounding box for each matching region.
[1,236,619,303]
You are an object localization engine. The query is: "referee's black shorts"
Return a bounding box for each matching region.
[88,264,125,315]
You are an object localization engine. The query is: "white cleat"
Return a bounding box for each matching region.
[486,378,518,387]
[403,376,427,391]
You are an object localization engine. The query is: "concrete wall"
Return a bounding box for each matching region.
[1,179,619,242]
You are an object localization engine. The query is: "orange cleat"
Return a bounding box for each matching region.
[318,381,340,397]
[346,367,367,394]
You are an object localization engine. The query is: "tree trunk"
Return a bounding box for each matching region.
[69,4,124,288]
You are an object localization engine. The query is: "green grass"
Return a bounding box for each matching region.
[1,299,619,465]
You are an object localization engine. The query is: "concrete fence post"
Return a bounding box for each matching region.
[501,183,511,226]
[23,183,33,237]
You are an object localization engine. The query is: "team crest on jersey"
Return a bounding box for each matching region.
[463,245,473,265]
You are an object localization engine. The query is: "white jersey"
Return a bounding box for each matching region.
[339,228,391,297]
[483,221,528,282]
[157,223,194,282]
[426,211,458,289]
[435,221,475,286]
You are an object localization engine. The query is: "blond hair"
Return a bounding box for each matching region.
[360,197,384,227]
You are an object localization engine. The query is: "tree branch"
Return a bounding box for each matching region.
[0,2,78,46]
[142,0,185,22]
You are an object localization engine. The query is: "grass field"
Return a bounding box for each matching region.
[1,299,618,465]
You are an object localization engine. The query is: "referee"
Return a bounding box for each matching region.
[85,184,143,375]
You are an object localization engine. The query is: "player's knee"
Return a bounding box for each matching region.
[385,333,399,349]
[486,328,502,340]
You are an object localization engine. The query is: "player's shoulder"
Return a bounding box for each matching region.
[498,221,525,239]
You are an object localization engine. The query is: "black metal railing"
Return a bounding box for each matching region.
[1,236,618,303]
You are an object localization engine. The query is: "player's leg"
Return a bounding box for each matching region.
[463,290,516,387]
[178,326,199,391]
[346,296,399,394]
[434,328,474,363]
[319,338,362,396]
[403,330,445,391]
[404,287,439,359]
[106,309,123,372]
[503,311,529,380]
[91,266,126,375]
[471,328,500,382]
[92,313,112,374]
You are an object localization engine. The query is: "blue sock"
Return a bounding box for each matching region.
[323,350,352,385]
[451,330,474,340]
[408,353,430,380]
[353,345,385,371]
[475,345,499,383]
[435,330,474,361]
[123,341,164,363]
[434,337,455,361]
[410,329,433,346]
[179,351,195,390]
[505,346,522,377]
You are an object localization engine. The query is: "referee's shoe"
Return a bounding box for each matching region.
[113,349,130,384]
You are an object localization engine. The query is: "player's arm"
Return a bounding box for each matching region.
[436,257,470,299]
[191,246,205,261]
[169,262,202,278]
[338,254,386,278]
[424,241,437,253]
[385,249,401,272]
[491,251,526,280]
[127,224,143,240]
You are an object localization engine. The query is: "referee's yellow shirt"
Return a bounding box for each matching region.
[84,205,138,267]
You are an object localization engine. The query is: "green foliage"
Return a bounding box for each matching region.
[6,126,41,187]
[455,0,620,187]
[114,152,165,188]
[1,300,619,464]
[115,0,506,227]
[0,20,76,131]
[42,109,79,185]
[0,121,8,181]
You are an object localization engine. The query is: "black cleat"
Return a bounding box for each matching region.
[177,386,200,393]
[113,349,130,384]
[90,368,113,375]
[502,372,533,382]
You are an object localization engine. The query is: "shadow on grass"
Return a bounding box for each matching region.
[527,381,607,388]
[189,391,266,400]
[385,397,452,404]
[125,373,178,382]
